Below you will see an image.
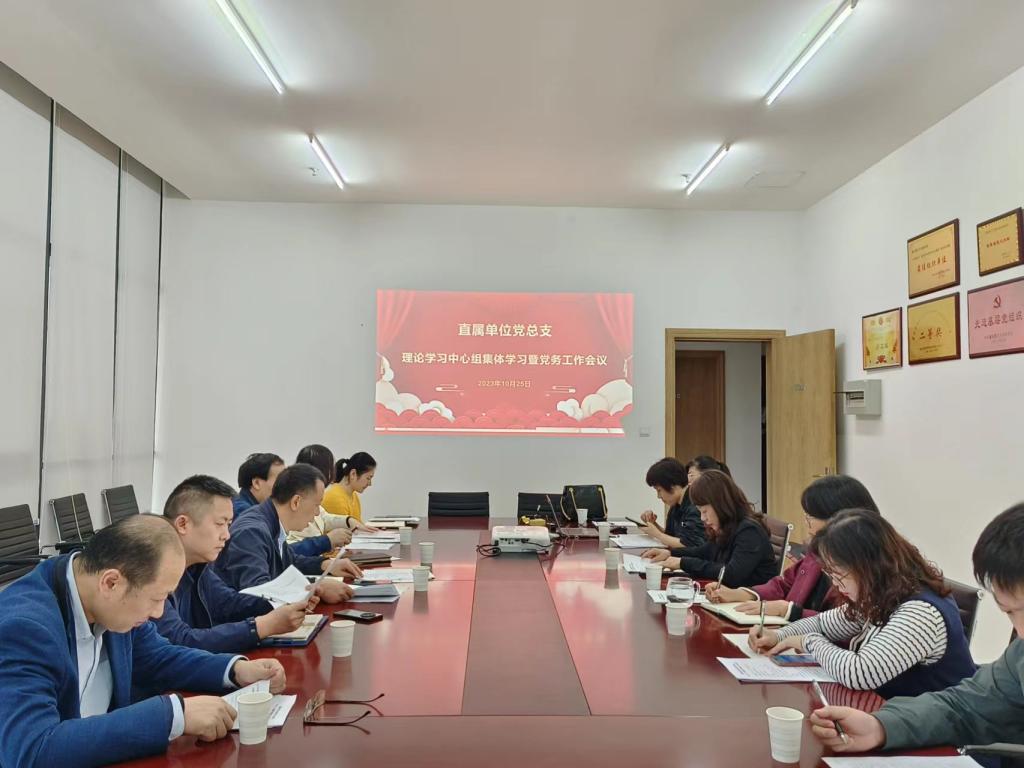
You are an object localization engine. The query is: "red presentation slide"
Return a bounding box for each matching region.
[376,290,633,436]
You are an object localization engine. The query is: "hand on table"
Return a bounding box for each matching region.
[181,696,236,742]
[810,706,885,752]
[736,599,788,617]
[641,548,670,562]
[317,578,356,603]
[350,520,379,533]
[322,557,363,579]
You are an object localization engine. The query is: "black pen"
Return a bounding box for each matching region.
[812,681,849,745]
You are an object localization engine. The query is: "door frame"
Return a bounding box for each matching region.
[664,328,786,509]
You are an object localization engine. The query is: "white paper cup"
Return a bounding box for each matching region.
[645,563,663,586]
[399,526,412,545]
[419,541,435,565]
[330,620,355,658]
[576,507,589,526]
[665,602,689,635]
[237,691,273,745]
[604,547,620,570]
[413,565,430,592]
[596,522,611,541]
[765,706,805,763]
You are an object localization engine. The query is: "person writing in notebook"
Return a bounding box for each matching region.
[216,463,360,602]
[322,452,377,523]
[156,474,323,652]
[232,451,285,515]
[638,457,707,548]
[750,509,975,698]
[0,515,286,768]
[707,475,879,621]
[641,470,777,588]
[288,444,377,558]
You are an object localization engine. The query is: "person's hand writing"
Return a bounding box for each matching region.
[810,706,885,752]
[232,658,286,693]
[707,585,749,604]
[181,696,236,742]
[747,627,780,654]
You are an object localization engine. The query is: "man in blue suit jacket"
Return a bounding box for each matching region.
[157,474,323,651]
[0,515,287,768]
[216,464,360,604]
[232,451,284,516]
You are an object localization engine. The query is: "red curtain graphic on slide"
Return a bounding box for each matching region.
[376,291,633,436]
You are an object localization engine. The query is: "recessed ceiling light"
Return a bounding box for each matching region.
[308,135,345,190]
[765,0,857,106]
[686,144,730,196]
[213,0,285,95]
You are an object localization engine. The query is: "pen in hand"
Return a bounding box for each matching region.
[757,600,767,639]
[715,565,726,590]
[812,681,849,745]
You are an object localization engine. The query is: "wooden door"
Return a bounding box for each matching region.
[674,351,725,463]
[767,330,836,541]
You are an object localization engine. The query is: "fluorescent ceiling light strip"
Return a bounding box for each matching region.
[765,0,857,106]
[685,144,730,196]
[214,0,285,94]
[309,135,345,189]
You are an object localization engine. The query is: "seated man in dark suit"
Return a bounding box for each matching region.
[0,515,287,768]
[216,463,360,603]
[157,474,324,652]
[232,451,285,515]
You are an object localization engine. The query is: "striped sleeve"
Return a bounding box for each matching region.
[803,600,948,691]
[775,607,862,643]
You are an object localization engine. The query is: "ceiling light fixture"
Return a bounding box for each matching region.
[686,144,730,196]
[765,0,857,106]
[213,0,285,94]
[309,135,345,189]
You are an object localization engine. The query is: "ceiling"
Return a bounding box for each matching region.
[2,0,1023,209]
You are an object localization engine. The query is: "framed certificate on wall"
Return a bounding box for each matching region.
[977,208,1024,276]
[967,277,1024,359]
[861,308,902,369]
[908,293,960,365]
[907,220,960,299]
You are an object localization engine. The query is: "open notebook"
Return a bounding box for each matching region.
[260,613,327,647]
[700,602,790,627]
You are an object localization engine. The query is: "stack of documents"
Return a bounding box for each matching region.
[621,553,648,573]
[717,656,836,683]
[823,759,982,767]
[223,680,296,730]
[239,566,311,606]
[349,531,401,551]
[348,582,402,604]
[611,534,664,549]
[366,516,421,526]
[361,568,434,583]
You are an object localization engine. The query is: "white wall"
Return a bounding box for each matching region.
[154,203,802,524]
[675,341,764,507]
[800,65,1024,662]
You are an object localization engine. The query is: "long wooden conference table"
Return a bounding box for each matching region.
[119,518,955,767]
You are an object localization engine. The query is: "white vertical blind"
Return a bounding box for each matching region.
[113,157,161,512]
[40,107,119,543]
[0,68,50,516]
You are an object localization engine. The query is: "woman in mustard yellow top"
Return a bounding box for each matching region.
[323,452,377,522]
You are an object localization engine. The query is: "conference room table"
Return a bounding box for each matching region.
[119,517,956,767]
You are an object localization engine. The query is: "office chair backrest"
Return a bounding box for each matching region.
[944,577,984,644]
[0,504,41,585]
[764,516,793,578]
[102,485,140,525]
[516,492,563,520]
[427,492,490,518]
[50,493,94,542]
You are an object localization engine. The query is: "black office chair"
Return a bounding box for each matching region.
[0,504,47,586]
[945,577,984,643]
[427,492,490,518]
[765,516,794,577]
[558,485,608,525]
[102,485,140,525]
[50,493,94,545]
[516,492,563,521]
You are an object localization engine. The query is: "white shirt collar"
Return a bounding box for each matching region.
[66,554,106,640]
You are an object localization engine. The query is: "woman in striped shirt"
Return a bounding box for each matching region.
[749,509,976,698]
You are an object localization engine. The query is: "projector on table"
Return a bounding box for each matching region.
[491,525,552,553]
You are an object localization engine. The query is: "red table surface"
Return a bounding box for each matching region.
[115,519,956,767]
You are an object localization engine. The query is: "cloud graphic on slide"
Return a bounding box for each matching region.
[556,399,584,420]
[557,380,632,422]
[376,358,454,423]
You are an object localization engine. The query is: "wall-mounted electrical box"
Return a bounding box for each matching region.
[842,379,881,417]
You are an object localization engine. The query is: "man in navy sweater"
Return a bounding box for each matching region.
[156,474,325,652]
[216,463,360,603]
[0,515,287,768]
[232,451,285,515]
